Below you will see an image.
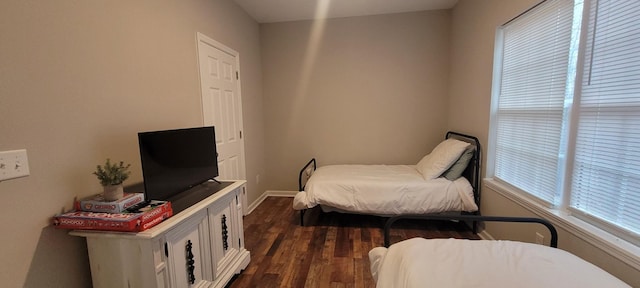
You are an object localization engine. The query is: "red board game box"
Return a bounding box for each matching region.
[54,201,172,232]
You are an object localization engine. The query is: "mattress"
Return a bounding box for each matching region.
[369,238,630,288]
[292,164,477,215]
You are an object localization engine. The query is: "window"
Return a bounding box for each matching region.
[490,0,640,246]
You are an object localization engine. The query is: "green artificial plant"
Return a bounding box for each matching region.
[93,158,131,186]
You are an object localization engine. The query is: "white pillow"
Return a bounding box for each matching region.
[416,138,471,180]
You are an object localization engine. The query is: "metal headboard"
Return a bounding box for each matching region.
[445,131,482,211]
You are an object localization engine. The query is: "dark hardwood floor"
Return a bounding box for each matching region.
[228,197,479,288]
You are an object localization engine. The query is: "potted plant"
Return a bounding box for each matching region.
[93,159,131,201]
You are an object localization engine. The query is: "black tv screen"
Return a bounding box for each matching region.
[138,126,219,202]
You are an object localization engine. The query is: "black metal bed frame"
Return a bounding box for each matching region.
[297,131,482,231]
[298,158,316,225]
[383,214,558,248]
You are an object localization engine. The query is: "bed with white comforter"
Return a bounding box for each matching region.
[292,164,478,215]
[293,132,481,219]
[369,237,630,288]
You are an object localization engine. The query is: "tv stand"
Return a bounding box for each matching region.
[71,180,250,288]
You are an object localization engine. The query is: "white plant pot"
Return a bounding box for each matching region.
[103,184,124,201]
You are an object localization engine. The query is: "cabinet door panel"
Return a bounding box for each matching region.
[209,197,240,278]
[165,211,212,287]
[153,239,170,288]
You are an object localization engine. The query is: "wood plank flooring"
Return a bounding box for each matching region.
[228,197,479,288]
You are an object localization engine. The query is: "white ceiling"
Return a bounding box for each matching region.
[232,0,459,23]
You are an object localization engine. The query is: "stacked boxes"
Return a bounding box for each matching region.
[54,196,173,232]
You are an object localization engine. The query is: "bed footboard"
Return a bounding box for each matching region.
[299,158,316,191]
[383,214,558,248]
[298,158,316,226]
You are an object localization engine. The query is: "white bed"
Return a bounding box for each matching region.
[369,237,630,288]
[292,164,478,215]
[293,132,482,225]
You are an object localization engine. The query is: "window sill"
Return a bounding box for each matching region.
[484,178,640,271]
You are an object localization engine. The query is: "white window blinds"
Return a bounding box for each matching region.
[570,0,640,239]
[493,0,575,204]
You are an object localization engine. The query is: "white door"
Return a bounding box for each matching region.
[197,33,246,181]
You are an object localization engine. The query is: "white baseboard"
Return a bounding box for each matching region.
[246,190,296,215]
[265,190,297,197]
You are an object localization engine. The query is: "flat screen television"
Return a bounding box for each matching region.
[138,126,223,208]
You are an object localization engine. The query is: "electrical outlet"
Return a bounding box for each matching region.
[535,232,544,244]
[0,149,30,181]
[256,174,260,184]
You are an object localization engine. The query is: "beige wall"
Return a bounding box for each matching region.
[448,0,639,286]
[262,10,452,190]
[0,0,264,287]
[2,0,637,286]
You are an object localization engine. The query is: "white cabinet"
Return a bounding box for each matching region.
[71,181,250,288]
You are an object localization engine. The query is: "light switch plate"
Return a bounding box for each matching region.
[0,149,30,181]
